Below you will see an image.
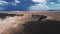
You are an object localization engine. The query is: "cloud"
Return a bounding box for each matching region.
[15,0,20,3]
[0,0,9,5]
[0,0,9,10]
[0,0,60,11]
[32,0,46,3]
[29,0,48,10]
[0,0,20,11]
[29,4,48,10]
[29,0,60,11]
[48,4,60,10]
[12,0,20,5]
[0,0,20,6]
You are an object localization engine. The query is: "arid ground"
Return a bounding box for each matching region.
[0,11,60,34]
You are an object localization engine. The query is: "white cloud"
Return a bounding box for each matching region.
[15,0,20,3]
[29,4,48,10]
[0,0,9,11]
[11,3,16,6]
[32,0,46,3]
[29,0,48,10]
[11,0,20,6]
[0,0,9,5]
[50,2,55,4]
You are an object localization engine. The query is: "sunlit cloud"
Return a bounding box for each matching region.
[0,0,8,5]
[29,4,48,10]
[11,0,20,6]
[29,0,48,10]
[32,0,44,2]
[32,0,48,7]
[0,0,9,10]
[15,0,20,3]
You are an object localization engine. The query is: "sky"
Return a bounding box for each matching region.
[0,0,60,11]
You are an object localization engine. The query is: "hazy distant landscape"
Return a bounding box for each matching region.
[0,11,60,20]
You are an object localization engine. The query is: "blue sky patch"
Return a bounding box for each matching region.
[0,0,60,11]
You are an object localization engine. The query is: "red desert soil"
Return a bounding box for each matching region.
[0,11,60,34]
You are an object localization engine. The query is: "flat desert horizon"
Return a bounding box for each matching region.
[0,11,60,20]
